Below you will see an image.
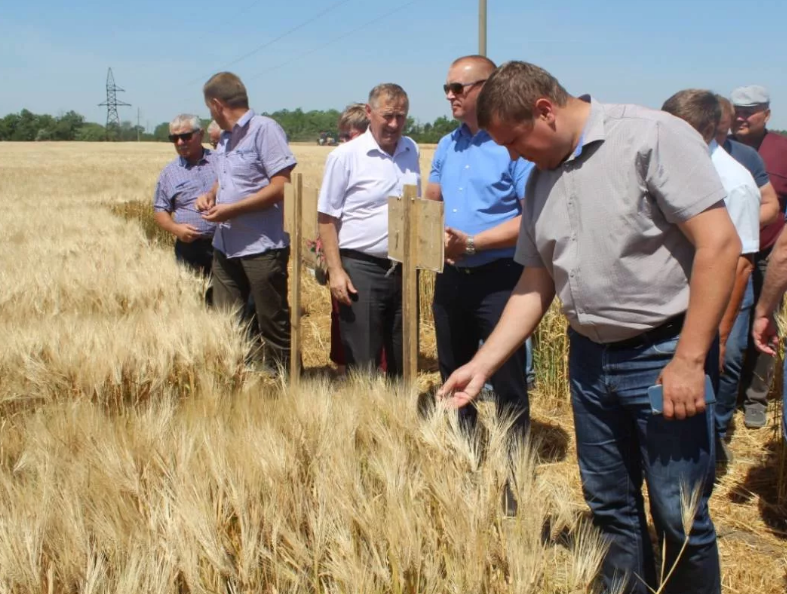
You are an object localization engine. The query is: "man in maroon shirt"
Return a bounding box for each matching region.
[732,85,787,428]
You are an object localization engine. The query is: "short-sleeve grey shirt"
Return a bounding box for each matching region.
[515,97,727,343]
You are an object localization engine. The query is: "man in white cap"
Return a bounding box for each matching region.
[731,85,787,429]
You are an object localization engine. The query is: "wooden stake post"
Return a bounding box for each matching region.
[388,186,444,387]
[283,173,319,385]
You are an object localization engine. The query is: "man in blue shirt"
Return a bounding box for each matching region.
[153,114,217,278]
[197,72,298,371]
[426,55,534,439]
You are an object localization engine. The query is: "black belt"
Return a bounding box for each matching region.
[340,249,397,269]
[176,237,213,245]
[605,314,685,350]
[447,258,518,276]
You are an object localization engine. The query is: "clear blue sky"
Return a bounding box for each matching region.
[2,0,785,131]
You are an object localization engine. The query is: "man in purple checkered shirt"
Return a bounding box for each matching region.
[197,72,298,371]
[153,114,217,278]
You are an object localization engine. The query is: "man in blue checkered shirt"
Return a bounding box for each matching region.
[153,114,217,278]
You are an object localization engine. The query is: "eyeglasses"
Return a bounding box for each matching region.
[734,106,768,120]
[169,129,200,143]
[443,79,487,96]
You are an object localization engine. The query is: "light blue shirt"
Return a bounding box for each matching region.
[213,110,298,258]
[429,124,534,267]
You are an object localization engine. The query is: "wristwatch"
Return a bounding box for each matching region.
[465,236,476,256]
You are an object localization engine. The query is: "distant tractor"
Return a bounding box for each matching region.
[317,131,338,146]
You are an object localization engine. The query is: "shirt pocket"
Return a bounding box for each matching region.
[226,148,259,178]
[173,180,200,208]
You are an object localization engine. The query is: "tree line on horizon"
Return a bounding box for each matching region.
[2,107,785,145]
[0,108,462,144]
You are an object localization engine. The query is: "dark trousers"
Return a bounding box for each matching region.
[212,248,291,367]
[432,259,529,437]
[175,238,214,305]
[338,251,402,377]
[569,329,720,594]
[740,246,777,411]
[175,238,213,277]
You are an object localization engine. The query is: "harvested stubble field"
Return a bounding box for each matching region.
[0,141,784,593]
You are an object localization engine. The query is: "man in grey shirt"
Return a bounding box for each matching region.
[439,62,740,594]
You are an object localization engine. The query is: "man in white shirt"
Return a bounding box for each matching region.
[662,89,760,461]
[317,84,421,376]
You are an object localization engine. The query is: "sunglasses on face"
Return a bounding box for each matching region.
[169,129,199,143]
[734,106,768,120]
[443,79,487,96]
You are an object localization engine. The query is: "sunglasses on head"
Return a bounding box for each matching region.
[169,129,199,143]
[443,79,487,95]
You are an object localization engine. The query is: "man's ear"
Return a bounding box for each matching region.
[702,123,717,144]
[206,97,221,112]
[534,98,556,124]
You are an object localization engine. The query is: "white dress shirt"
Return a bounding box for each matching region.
[317,129,421,258]
[710,140,760,255]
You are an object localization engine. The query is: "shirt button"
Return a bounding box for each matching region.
[465,165,470,169]
[458,187,463,191]
[452,208,458,213]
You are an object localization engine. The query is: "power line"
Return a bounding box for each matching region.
[246,0,419,82]
[188,0,353,84]
[215,0,266,29]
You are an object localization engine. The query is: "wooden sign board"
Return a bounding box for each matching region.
[387,196,445,273]
[388,186,446,386]
[284,183,321,268]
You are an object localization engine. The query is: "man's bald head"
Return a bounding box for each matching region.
[451,55,497,77]
[445,56,498,128]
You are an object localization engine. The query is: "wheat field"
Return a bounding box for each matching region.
[0,141,784,593]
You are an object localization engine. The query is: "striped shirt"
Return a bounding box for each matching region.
[515,97,727,343]
[153,149,217,237]
[214,110,298,258]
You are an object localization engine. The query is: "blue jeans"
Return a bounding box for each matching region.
[715,278,754,440]
[525,336,535,385]
[569,329,720,594]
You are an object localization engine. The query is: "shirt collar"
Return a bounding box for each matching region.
[566,95,606,162]
[457,123,489,141]
[235,109,254,130]
[708,139,719,156]
[361,127,410,157]
[178,147,210,168]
